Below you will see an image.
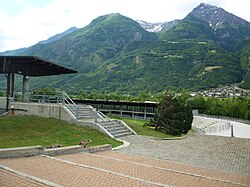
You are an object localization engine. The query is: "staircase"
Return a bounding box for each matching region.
[97,112,135,138]
[67,104,97,121]
[60,92,135,138]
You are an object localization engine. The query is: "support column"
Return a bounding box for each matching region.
[22,75,29,103]
[144,106,147,120]
[10,73,15,97]
[6,73,11,112]
[132,106,134,118]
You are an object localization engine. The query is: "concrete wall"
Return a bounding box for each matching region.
[7,101,111,137]
[0,97,7,109]
[11,102,75,123]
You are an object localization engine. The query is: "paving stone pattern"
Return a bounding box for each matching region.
[118,134,250,176]
[1,151,249,186]
[58,152,249,186]
[96,151,250,185]
[0,169,48,187]
[0,156,156,187]
[0,133,249,186]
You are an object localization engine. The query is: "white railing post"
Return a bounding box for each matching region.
[62,93,65,104]
[76,105,79,120]
[94,109,98,122]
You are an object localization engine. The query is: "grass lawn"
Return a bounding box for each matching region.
[0,115,122,148]
[110,116,178,138]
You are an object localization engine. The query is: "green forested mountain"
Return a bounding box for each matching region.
[0,4,250,94]
[237,40,250,89]
[160,3,250,51]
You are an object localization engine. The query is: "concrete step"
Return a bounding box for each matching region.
[101,122,123,127]
[67,107,94,112]
[78,116,96,119]
[113,129,131,134]
[104,126,127,131]
[98,120,134,137]
[114,132,133,138]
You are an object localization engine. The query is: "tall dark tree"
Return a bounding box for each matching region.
[152,94,193,135]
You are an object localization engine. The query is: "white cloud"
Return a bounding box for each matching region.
[0,0,249,52]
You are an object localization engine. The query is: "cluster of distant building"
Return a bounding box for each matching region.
[190,85,250,98]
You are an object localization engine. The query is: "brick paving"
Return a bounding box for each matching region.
[57,152,249,186]
[118,134,250,176]
[0,133,249,186]
[0,169,48,187]
[96,151,250,186]
[0,156,157,187]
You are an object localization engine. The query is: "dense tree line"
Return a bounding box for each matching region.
[186,96,250,120]
[78,90,164,102]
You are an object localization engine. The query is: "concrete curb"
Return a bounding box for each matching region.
[112,131,191,151]
[0,145,44,158]
[156,130,191,141]
[112,138,131,151]
[0,144,112,159]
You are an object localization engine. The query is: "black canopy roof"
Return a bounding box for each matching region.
[0,56,77,76]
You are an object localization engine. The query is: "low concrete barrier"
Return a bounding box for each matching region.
[0,146,44,158]
[0,144,112,159]
[43,144,112,156]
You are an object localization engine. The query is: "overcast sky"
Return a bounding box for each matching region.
[0,0,250,52]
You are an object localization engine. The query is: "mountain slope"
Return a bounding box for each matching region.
[38,27,78,45]
[0,5,249,93]
[160,3,250,50]
[237,40,250,89]
[22,13,157,72]
[0,27,78,56]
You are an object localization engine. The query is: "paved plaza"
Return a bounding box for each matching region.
[119,134,250,176]
[1,133,250,186]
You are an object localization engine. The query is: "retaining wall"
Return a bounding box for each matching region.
[10,102,75,123]
[2,101,111,137]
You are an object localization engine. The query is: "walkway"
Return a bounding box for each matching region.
[118,134,250,176]
[1,134,250,186]
[1,149,249,186]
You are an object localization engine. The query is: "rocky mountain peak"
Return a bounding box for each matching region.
[188,3,250,30]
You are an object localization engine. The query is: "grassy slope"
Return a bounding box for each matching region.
[0,115,122,148]
[110,116,177,138]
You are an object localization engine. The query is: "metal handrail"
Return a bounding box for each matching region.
[96,110,117,138]
[59,91,80,120]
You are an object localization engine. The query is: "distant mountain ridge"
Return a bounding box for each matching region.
[38,27,78,44]
[0,3,249,93]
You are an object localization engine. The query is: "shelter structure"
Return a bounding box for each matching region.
[0,56,77,112]
[74,99,158,119]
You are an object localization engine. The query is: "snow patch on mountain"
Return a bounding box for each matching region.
[137,20,180,32]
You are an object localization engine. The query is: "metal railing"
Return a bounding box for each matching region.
[13,92,63,104]
[195,113,250,125]
[193,122,231,134]
[96,110,117,138]
[60,91,79,119]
